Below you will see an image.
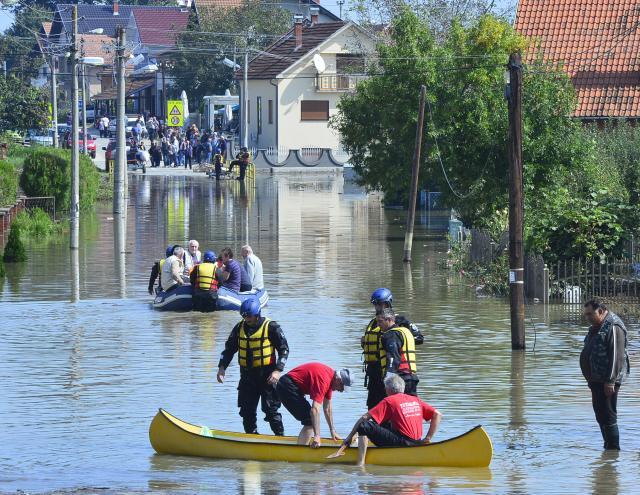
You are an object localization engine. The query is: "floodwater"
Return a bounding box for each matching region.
[0,174,638,495]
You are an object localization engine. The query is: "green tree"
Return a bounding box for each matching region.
[0,76,49,133]
[3,225,27,263]
[168,0,291,105]
[0,159,18,207]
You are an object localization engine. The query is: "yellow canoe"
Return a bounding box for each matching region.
[149,409,493,467]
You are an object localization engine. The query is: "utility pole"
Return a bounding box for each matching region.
[403,85,427,263]
[337,0,345,19]
[507,53,525,350]
[243,50,248,149]
[70,4,80,250]
[80,39,88,155]
[49,54,58,148]
[114,26,127,214]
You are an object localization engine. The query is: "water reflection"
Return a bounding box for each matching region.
[114,212,126,298]
[70,245,79,303]
[591,451,619,495]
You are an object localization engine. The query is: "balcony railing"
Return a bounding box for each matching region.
[316,74,367,92]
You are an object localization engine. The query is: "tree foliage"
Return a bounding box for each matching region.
[0,76,49,133]
[0,159,18,207]
[168,0,291,105]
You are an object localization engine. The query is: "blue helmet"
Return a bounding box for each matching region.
[203,250,216,263]
[370,288,393,305]
[240,297,261,317]
[165,245,174,257]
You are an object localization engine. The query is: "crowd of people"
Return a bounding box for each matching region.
[148,241,264,312]
[212,287,440,466]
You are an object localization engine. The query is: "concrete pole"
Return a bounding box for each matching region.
[114,27,127,214]
[507,53,525,350]
[50,54,58,148]
[402,85,427,263]
[243,51,248,149]
[70,4,80,250]
[81,61,88,155]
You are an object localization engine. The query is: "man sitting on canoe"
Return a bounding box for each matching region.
[276,362,352,447]
[217,297,289,435]
[338,374,442,466]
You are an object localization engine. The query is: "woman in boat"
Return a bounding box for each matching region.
[339,374,442,466]
[216,297,289,435]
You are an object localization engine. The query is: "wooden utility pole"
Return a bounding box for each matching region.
[507,53,525,350]
[403,84,427,263]
[114,26,127,214]
[70,4,80,250]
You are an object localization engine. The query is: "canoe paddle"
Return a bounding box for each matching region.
[326,443,347,459]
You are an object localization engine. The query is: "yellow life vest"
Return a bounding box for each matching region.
[195,262,218,291]
[363,318,381,364]
[379,326,417,376]
[238,317,273,368]
[159,258,166,271]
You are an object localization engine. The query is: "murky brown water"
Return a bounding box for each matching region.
[1,174,638,494]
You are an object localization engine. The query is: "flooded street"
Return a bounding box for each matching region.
[1,174,638,494]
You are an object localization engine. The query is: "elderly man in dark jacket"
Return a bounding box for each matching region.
[580,299,630,450]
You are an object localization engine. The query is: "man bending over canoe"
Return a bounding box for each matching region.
[338,374,442,466]
[276,362,352,447]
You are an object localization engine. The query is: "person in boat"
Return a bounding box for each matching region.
[339,374,442,466]
[161,246,187,292]
[184,239,202,275]
[362,288,424,408]
[220,247,252,292]
[148,245,174,295]
[189,250,220,312]
[276,362,352,447]
[375,308,420,396]
[241,245,264,290]
[580,299,630,450]
[217,297,289,436]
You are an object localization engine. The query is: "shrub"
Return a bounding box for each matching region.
[19,148,100,210]
[2,225,27,262]
[0,159,18,206]
[12,208,62,237]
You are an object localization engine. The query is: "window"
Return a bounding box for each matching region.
[268,99,273,124]
[257,96,262,135]
[301,100,329,121]
[336,54,365,74]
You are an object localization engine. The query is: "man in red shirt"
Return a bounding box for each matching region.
[276,362,352,447]
[340,374,442,466]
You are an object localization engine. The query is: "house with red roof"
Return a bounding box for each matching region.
[515,0,640,120]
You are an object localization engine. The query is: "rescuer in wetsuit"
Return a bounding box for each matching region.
[217,297,289,435]
[377,308,420,395]
[148,245,174,295]
[361,288,424,408]
[189,250,220,312]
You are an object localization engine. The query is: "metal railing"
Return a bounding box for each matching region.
[22,196,56,219]
[316,74,367,92]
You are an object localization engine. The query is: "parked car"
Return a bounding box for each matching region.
[65,133,97,158]
[103,140,136,164]
[81,106,96,123]
[108,116,147,138]
[24,129,54,147]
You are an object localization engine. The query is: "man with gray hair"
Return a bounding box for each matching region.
[335,374,442,466]
[160,246,187,292]
[241,245,264,290]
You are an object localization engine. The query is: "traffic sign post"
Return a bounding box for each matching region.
[167,100,183,127]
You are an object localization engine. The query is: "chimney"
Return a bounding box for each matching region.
[310,7,319,26]
[113,0,119,16]
[294,15,303,50]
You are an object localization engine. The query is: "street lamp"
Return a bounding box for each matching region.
[222,54,248,148]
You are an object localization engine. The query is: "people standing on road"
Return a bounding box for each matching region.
[170,135,179,167]
[205,137,214,164]
[147,115,159,141]
[580,299,630,450]
[362,288,424,409]
[214,153,223,180]
[189,250,220,312]
[217,297,289,435]
[375,308,419,396]
[150,141,162,168]
[241,245,264,290]
[338,374,442,466]
[160,246,187,292]
[218,135,227,163]
[276,362,351,447]
[185,139,193,170]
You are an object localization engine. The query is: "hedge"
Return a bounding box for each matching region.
[0,159,18,206]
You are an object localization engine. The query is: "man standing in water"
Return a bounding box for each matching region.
[361,288,423,408]
[580,299,630,450]
[217,297,289,435]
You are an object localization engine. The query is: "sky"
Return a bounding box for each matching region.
[0,8,14,33]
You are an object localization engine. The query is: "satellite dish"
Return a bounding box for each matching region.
[313,53,326,74]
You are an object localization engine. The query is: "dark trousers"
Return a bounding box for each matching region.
[239,163,247,180]
[589,382,621,449]
[366,371,386,410]
[185,155,192,169]
[192,290,217,312]
[276,375,312,426]
[238,368,284,435]
[357,419,421,447]
[215,162,222,180]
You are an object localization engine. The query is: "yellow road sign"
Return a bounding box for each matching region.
[167,100,183,127]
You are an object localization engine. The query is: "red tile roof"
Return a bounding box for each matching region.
[132,9,190,48]
[78,34,115,65]
[242,22,346,79]
[42,22,52,36]
[515,0,640,118]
